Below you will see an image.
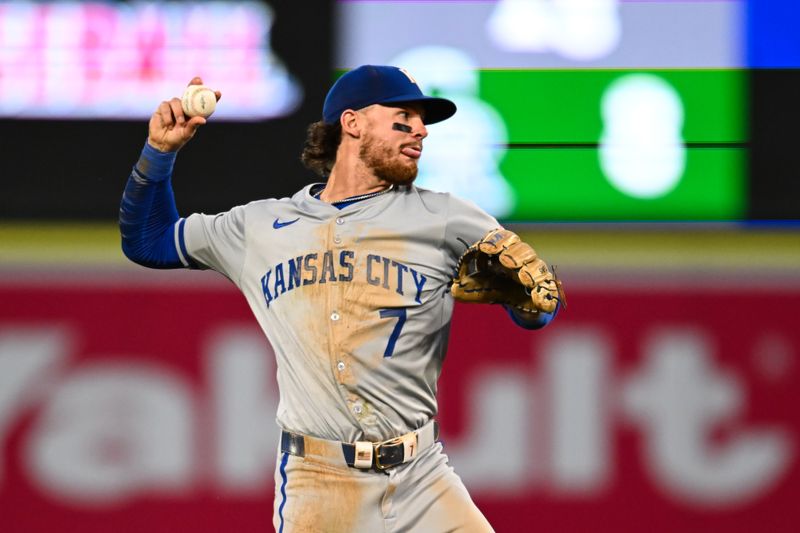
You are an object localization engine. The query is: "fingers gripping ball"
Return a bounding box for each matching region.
[181,85,216,118]
[451,229,566,314]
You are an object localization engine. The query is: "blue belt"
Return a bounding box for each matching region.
[280,420,439,472]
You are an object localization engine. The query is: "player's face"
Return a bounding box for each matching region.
[359,104,427,185]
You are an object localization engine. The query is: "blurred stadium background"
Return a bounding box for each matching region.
[1,1,799,531]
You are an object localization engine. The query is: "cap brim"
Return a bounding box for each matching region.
[378,95,457,125]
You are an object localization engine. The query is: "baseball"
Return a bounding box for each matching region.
[181,84,217,118]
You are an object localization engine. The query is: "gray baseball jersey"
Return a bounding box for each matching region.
[181,183,498,443]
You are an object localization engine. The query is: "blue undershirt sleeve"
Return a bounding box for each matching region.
[119,142,195,269]
[504,303,559,330]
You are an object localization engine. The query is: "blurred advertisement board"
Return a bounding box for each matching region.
[0,0,333,221]
[1,279,797,532]
[325,65,746,221]
[0,1,301,120]
[337,0,749,222]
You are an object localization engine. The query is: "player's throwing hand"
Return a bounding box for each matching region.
[147,77,221,153]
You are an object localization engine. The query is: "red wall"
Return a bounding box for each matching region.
[1,281,798,532]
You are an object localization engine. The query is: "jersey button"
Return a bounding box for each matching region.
[336,217,345,225]
[333,236,342,244]
[336,361,345,371]
[330,312,340,321]
[353,404,363,415]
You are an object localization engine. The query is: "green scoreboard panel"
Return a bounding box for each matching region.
[337,0,750,222]
[480,70,746,221]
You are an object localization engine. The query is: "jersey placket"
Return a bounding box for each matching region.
[326,212,364,425]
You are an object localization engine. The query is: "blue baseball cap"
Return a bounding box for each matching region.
[322,65,457,125]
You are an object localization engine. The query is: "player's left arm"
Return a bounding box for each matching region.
[443,195,563,330]
[450,227,566,326]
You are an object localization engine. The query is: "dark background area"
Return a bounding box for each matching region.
[1,2,798,221]
[749,69,800,220]
[0,1,334,220]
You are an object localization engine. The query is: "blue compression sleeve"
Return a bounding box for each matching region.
[119,142,192,269]
[504,303,559,330]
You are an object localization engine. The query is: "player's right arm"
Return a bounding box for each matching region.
[119,78,220,269]
[146,77,218,153]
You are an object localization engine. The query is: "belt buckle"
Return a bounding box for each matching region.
[353,441,374,469]
[374,431,418,471]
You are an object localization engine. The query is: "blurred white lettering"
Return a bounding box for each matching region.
[622,329,792,505]
[0,324,792,508]
[25,363,195,505]
[599,74,686,199]
[487,0,621,60]
[208,327,278,490]
[446,372,532,492]
[0,329,68,482]
[544,330,611,492]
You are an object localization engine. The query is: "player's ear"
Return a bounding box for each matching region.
[340,109,361,139]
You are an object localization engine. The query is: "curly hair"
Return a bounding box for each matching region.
[300,120,342,178]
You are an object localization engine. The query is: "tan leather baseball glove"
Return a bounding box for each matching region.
[450,229,566,314]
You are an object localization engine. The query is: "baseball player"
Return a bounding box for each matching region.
[120,65,563,532]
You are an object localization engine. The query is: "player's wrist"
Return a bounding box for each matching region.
[146,136,179,154]
[135,140,177,182]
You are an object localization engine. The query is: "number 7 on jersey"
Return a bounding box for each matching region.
[379,308,407,357]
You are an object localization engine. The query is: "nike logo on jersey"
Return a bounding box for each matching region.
[273,217,300,229]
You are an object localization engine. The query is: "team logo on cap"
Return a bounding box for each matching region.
[398,68,418,85]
